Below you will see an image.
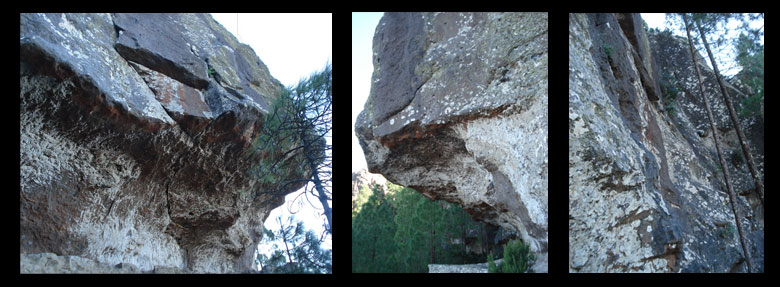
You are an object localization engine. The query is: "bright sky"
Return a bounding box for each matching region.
[352,12,383,173]
[211,13,332,87]
[210,13,332,268]
[640,13,763,77]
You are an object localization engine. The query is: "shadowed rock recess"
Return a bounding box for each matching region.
[569,14,763,272]
[355,12,549,273]
[20,13,302,273]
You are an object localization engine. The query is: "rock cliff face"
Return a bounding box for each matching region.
[569,13,763,272]
[355,12,548,272]
[20,13,301,273]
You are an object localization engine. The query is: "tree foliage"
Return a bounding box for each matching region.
[500,239,536,273]
[734,32,763,119]
[659,70,680,117]
[487,252,499,273]
[352,184,375,218]
[256,215,332,274]
[665,13,763,78]
[351,183,397,272]
[246,62,332,237]
[352,182,489,272]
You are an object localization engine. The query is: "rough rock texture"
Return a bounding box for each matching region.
[20,253,191,274]
[20,13,300,273]
[355,12,548,273]
[569,13,763,273]
[428,259,503,273]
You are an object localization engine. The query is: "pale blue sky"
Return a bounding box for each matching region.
[352,12,383,173]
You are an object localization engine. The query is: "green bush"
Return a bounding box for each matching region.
[659,71,680,117]
[660,28,674,38]
[665,100,677,116]
[487,252,498,273]
[738,93,763,119]
[720,223,736,240]
[487,239,536,273]
[729,149,745,168]
[602,44,613,59]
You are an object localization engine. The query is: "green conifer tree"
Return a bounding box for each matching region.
[486,239,535,273]
[351,184,397,272]
[246,62,332,235]
[258,215,332,273]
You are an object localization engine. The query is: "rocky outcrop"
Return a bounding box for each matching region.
[352,169,387,196]
[428,259,503,273]
[20,253,192,274]
[20,13,301,273]
[569,13,763,272]
[355,12,548,273]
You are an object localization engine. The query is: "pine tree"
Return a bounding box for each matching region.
[390,186,427,272]
[352,184,374,218]
[486,239,535,273]
[351,184,397,272]
[246,63,332,236]
[390,185,488,272]
[258,215,332,273]
[352,182,491,272]
[734,33,763,119]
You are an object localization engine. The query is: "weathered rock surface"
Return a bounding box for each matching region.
[355,12,548,273]
[428,259,503,273]
[428,256,542,273]
[20,13,299,273]
[20,253,191,274]
[569,13,763,272]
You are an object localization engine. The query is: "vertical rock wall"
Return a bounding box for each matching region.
[569,13,763,273]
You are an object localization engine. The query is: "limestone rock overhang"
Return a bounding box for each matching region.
[20,13,298,273]
[356,12,549,273]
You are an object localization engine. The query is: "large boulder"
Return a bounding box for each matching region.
[569,13,763,272]
[20,13,300,273]
[355,12,548,273]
